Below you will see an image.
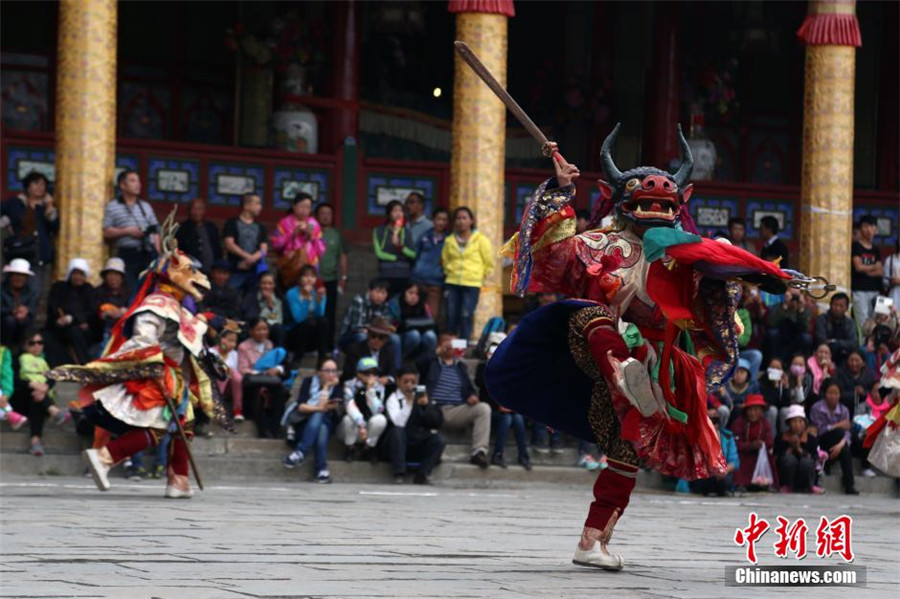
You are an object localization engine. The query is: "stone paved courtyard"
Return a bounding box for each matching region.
[1,476,897,598]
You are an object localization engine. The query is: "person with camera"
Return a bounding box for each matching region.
[103,170,160,290]
[385,363,445,485]
[764,287,813,363]
[1,171,59,296]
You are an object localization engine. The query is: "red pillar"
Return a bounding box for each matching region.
[331,0,359,151]
[643,2,682,168]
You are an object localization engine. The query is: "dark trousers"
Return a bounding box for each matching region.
[286,317,329,360]
[118,247,157,291]
[689,473,734,495]
[324,280,339,351]
[44,324,93,366]
[243,382,285,439]
[777,452,816,492]
[387,426,445,476]
[1,314,32,349]
[10,389,54,438]
[819,428,855,491]
[492,412,529,461]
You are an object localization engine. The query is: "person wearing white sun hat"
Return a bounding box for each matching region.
[44,258,96,365]
[1,258,38,347]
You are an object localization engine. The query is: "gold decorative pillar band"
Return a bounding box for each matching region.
[798,43,856,293]
[54,0,117,283]
[449,12,508,340]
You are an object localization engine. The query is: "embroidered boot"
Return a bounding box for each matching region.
[572,508,625,570]
[84,447,115,491]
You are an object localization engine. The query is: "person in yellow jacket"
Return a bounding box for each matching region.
[441,207,494,340]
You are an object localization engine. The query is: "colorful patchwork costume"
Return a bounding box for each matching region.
[50,211,230,498]
[485,124,798,570]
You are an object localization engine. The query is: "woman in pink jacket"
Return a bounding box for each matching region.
[271,193,325,288]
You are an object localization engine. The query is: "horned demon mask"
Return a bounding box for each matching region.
[152,209,211,301]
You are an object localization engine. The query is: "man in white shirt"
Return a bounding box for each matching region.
[386,363,445,484]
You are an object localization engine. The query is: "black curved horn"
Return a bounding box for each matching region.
[600,122,623,181]
[673,123,693,187]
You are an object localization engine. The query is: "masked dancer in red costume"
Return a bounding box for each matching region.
[485,123,811,570]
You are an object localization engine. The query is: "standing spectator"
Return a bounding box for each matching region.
[201,260,242,320]
[386,282,438,372]
[727,217,754,253]
[758,215,789,269]
[91,258,130,354]
[764,287,813,363]
[411,208,449,321]
[237,318,287,438]
[175,198,221,271]
[884,239,900,307]
[342,317,398,385]
[102,170,160,290]
[373,200,417,297]
[338,356,388,462]
[284,264,328,361]
[850,215,884,328]
[10,330,70,455]
[836,350,876,415]
[223,193,268,297]
[339,278,390,352]
[689,408,739,496]
[314,203,348,350]
[210,328,243,421]
[425,332,491,468]
[242,272,284,346]
[282,357,342,483]
[405,192,432,247]
[44,258,95,366]
[442,207,495,341]
[1,171,59,295]
[385,363,445,484]
[810,379,858,495]
[1,259,38,348]
[775,405,821,494]
[730,394,776,491]
[0,344,27,430]
[807,343,837,396]
[271,193,325,289]
[814,292,858,365]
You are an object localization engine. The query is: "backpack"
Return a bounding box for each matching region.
[475,317,506,358]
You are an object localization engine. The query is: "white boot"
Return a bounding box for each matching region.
[165,473,194,499]
[84,448,114,491]
[609,352,659,417]
[572,508,625,571]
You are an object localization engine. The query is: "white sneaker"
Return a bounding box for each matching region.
[165,473,194,498]
[84,448,113,491]
[862,468,876,478]
[572,541,625,571]
[614,357,658,417]
[164,485,194,499]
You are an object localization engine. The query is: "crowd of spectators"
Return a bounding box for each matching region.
[1,169,898,491]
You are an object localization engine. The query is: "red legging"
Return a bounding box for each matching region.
[106,428,190,477]
[585,459,639,530]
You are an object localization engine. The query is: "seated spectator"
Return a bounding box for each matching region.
[475,334,531,470]
[814,293,858,366]
[425,332,491,469]
[862,322,895,375]
[0,344,27,430]
[861,302,900,350]
[175,198,221,271]
[210,327,243,421]
[44,258,95,366]
[91,258,130,354]
[737,293,763,381]
[760,358,789,421]
[764,287,813,363]
[9,330,70,455]
[223,193,267,296]
[237,318,288,439]
[781,353,816,428]
[810,379,858,494]
[807,343,836,396]
[271,192,325,289]
[385,362,445,485]
[775,405,822,494]
[411,208,449,321]
[339,278,390,352]
[282,357,342,483]
[836,350,876,415]
[716,358,760,427]
[853,380,889,479]
[341,317,398,385]
[284,265,328,361]
[730,394,776,491]
[1,258,38,349]
[442,207,495,341]
[339,356,388,462]
[386,281,437,372]
[689,408,738,497]
[242,272,284,346]
[373,200,416,297]
[314,202,348,351]
[202,260,242,320]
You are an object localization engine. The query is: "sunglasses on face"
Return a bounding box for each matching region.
[27,339,44,346]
